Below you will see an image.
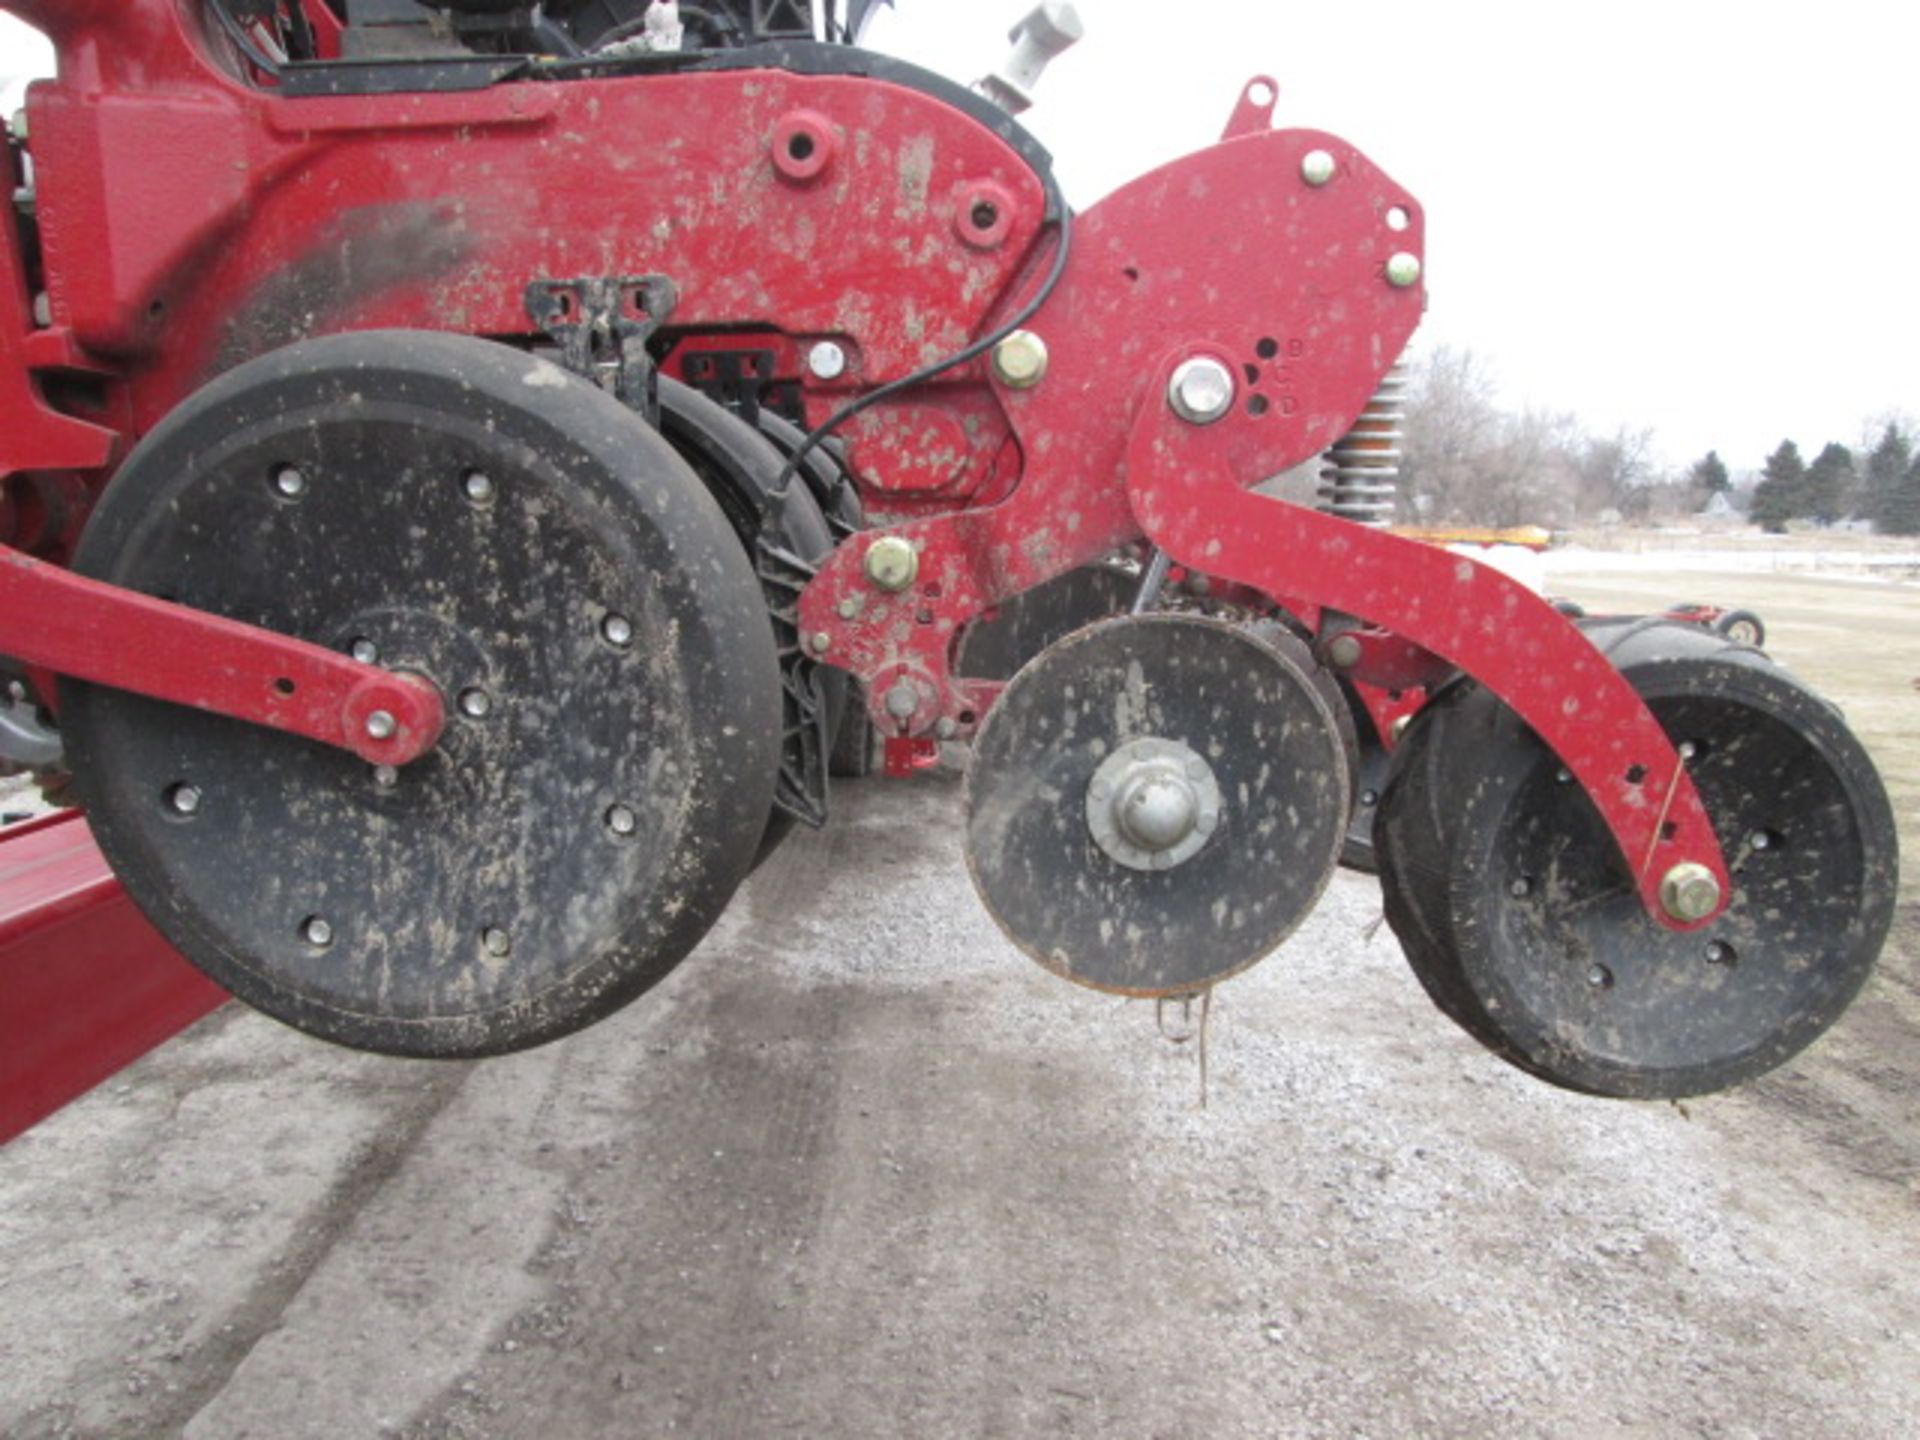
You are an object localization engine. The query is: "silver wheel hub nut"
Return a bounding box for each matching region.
[1086,737,1223,872]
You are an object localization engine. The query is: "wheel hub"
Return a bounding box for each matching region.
[1086,737,1221,870]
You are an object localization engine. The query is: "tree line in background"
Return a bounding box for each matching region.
[1394,347,1920,534]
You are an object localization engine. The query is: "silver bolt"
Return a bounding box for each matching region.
[1300,149,1336,186]
[167,783,203,816]
[1385,252,1422,288]
[884,682,919,720]
[602,613,633,648]
[350,638,380,665]
[1705,940,1735,966]
[364,710,397,741]
[606,803,638,837]
[935,716,958,740]
[807,340,848,381]
[1326,634,1364,670]
[1555,767,1573,785]
[1509,877,1532,898]
[864,536,919,592]
[464,470,495,503]
[811,632,832,654]
[304,916,334,948]
[1587,964,1612,989]
[1659,862,1723,923]
[990,330,1050,390]
[273,466,307,498]
[482,927,512,958]
[837,596,862,620]
[373,765,399,789]
[458,687,492,719]
[1167,357,1236,425]
[1748,830,1771,851]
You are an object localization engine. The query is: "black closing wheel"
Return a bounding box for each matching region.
[1713,608,1766,647]
[63,332,781,1058]
[966,614,1349,997]
[1376,620,1898,1098]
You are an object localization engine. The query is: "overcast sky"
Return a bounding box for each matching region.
[6,2,1916,473]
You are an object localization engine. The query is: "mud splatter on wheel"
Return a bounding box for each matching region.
[63,332,781,1057]
[1376,620,1897,1098]
[966,614,1348,997]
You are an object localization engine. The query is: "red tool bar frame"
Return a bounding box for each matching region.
[0,810,227,1144]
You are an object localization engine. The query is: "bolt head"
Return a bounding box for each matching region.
[364,710,397,741]
[807,340,848,381]
[935,717,957,740]
[168,783,203,816]
[884,682,920,720]
[1300,149,1337,186]
[606,803,638,837]
[1167,357,1235,425]
[1385,252,1422,288]
[482,927,512,958]
[350,638,380,665]
[273,466,306,498]
[373,765,399,789]
[837,596,861,620]
[864,535,920,593]
[991,330,1049,390]
[810,632,832,655]
[458,687,492,719]
[464,470,495,503]
[1659,861,1723,923]
[1326,633,1364,670]
[601,613,633,648]
[304,917,334,947]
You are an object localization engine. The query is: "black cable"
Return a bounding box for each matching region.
[206,0,284,77]
[768,169,1073,505]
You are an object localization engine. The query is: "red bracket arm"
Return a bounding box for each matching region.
[1125,348,1731,932]
[1,547,443,764]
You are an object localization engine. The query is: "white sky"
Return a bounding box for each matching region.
[6,2,1916,472]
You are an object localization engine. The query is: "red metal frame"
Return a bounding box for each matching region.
[0,811,227,1144]
[0,0,1725,981]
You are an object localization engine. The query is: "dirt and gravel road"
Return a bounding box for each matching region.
[3,566,1917,1439]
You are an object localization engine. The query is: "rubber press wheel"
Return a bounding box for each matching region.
[1375,620,1897,1098]
[62,332,781,1058]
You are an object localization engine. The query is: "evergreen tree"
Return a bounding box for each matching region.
[1803,442,1855,526]
[1860,424,1912,531]
[1881,451,1920,536]
[1750,439,1807,533]
[1688,449,1731,494]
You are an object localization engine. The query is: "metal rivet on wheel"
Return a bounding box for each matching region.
[350,638,380,665]
[272,465,307,499]
[1748,830,1771,851]
[1587,964,1613,989]
[458,687,492,719]
[606,803,638,838]
[1704,940,1735,966]
[1300,149,1337,186]
[1509,877,1531,898]
[481,927,512,958]
[601,613,633,648]
[464,470,495,503]
[373,765,399,789]
[303,916,334,948]
[364,710,396,740]
[165,782,202,816]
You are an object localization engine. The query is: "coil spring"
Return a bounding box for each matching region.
[1316,363,1407,524]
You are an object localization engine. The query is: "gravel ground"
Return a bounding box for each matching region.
[2,569,1917,1439]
